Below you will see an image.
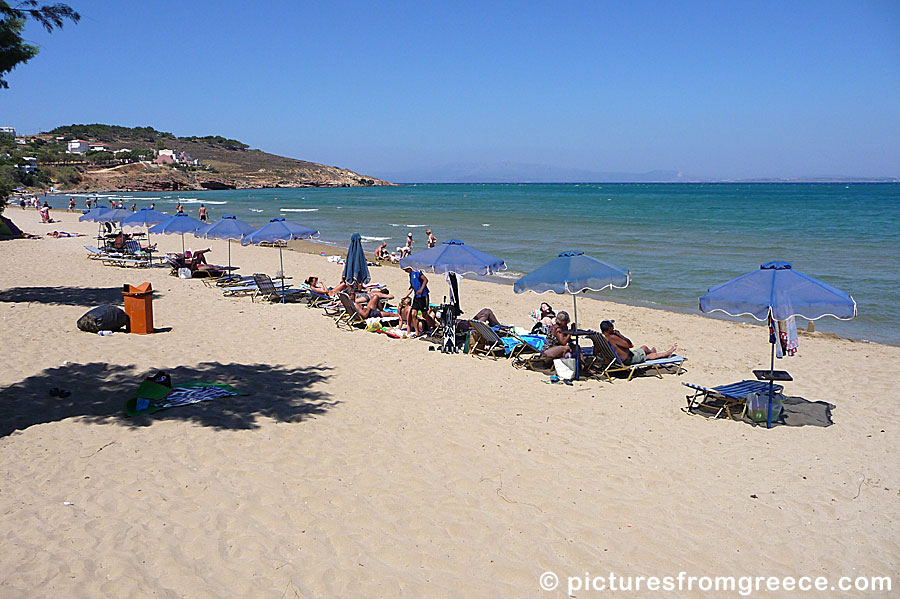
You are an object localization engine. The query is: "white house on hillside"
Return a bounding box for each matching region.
[0,126,15,137]
[67,139,89,154]
[89,143,109,152]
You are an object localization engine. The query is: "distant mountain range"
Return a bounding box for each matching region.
[377,162,685,183]
[375,162,899,184]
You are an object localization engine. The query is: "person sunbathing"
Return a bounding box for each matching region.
[304,276,330,295]
[188,248,212,269]
[456,308,502,331]
[352,288,394,319]
[600,320,676,365]
[47,231,84,238]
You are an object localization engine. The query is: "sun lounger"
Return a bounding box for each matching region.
[467,320,522,359]
[251,274,303,302]
[684,380,784,420]
[334,292,399,330]
[587,331,686,382]
[84,245,120,260]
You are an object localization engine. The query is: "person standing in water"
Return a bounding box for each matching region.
[198,204,208,222]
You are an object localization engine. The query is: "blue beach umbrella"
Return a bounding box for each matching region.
[100,208,134,223]
[149,212,205,255]
[241,218,319,302]
[513,251,630,329]
[194,214,256,269]
[699,261,856,428]
[79,207,112,222]
[399,239,507,276]
[342,233,370,286]
[514,251,630,380]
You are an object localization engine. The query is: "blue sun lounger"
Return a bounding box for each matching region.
[684,379,784,420]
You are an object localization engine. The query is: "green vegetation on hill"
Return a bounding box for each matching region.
[48,124,249,150]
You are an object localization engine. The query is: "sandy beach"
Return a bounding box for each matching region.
[1,209,898,598]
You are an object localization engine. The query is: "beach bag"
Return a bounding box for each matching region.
[77,304,128,333]
[178,268,192,279]
[746,392,782,422]
[553,358,577,381]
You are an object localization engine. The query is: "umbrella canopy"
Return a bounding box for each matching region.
[193,215,257,269]
[241,217,319,246]
[79,207,112,222]
[398,239,507,275]
[699,261,857,322]
[513,251,630,295]
[120,208,170,228]
[514,251,630,380]
[121,208,170,265]
[99,208,134,223]
[241,218,319,302]
[149,213,206,254]
[699,261,856,428]
[342,233,370,286]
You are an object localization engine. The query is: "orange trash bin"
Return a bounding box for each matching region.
[123,282,154,334]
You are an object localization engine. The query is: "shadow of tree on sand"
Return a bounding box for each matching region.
[0,286,165,307]
[0,362,336,437]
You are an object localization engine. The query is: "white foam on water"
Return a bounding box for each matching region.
[389,223,427,227]
[174,199,228,205]
[361,236,391,242]
[482,223,491,227]
[249,208,265,212]
[280,208,319,212]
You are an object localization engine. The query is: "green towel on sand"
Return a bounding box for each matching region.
[125,380,245,417]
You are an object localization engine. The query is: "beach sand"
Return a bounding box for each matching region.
[1,209,898,598]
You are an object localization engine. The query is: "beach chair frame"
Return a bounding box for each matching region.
[468,320,513,359]
[251,274,303,303]
[587,331,686,382]
[683,380,783,420]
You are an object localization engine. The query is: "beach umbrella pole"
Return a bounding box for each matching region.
[279,245,285,303]
[572,293,580,381]
[767,329,776,429]
[227,239,232,270]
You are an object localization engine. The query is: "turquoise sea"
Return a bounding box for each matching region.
[49,183,900,345]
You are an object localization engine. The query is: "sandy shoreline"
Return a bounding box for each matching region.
[1,209,898,598]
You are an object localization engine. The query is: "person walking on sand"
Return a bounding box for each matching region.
[426,229,436,248]
[198,204,208,222]
[600,320,676,365]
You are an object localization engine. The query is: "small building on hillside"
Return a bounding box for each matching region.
[19,157,37,173]
[155,153,175,165]
[0,126,15,137]
[67,139,89,154]
[114,148,131,154]
[89,143,109,152]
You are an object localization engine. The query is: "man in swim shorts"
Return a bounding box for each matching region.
[600,320,677,365]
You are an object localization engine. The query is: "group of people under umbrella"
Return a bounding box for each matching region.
[81,205,857,428]
[394,240,855,429]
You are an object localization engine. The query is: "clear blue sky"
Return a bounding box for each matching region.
[3,1,899,180]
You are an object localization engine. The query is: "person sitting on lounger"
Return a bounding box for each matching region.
[304,276,330,295]
[541,310,577,359]
[600,320,676,365]
[352,288,394,319]
[188,248,212,269]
